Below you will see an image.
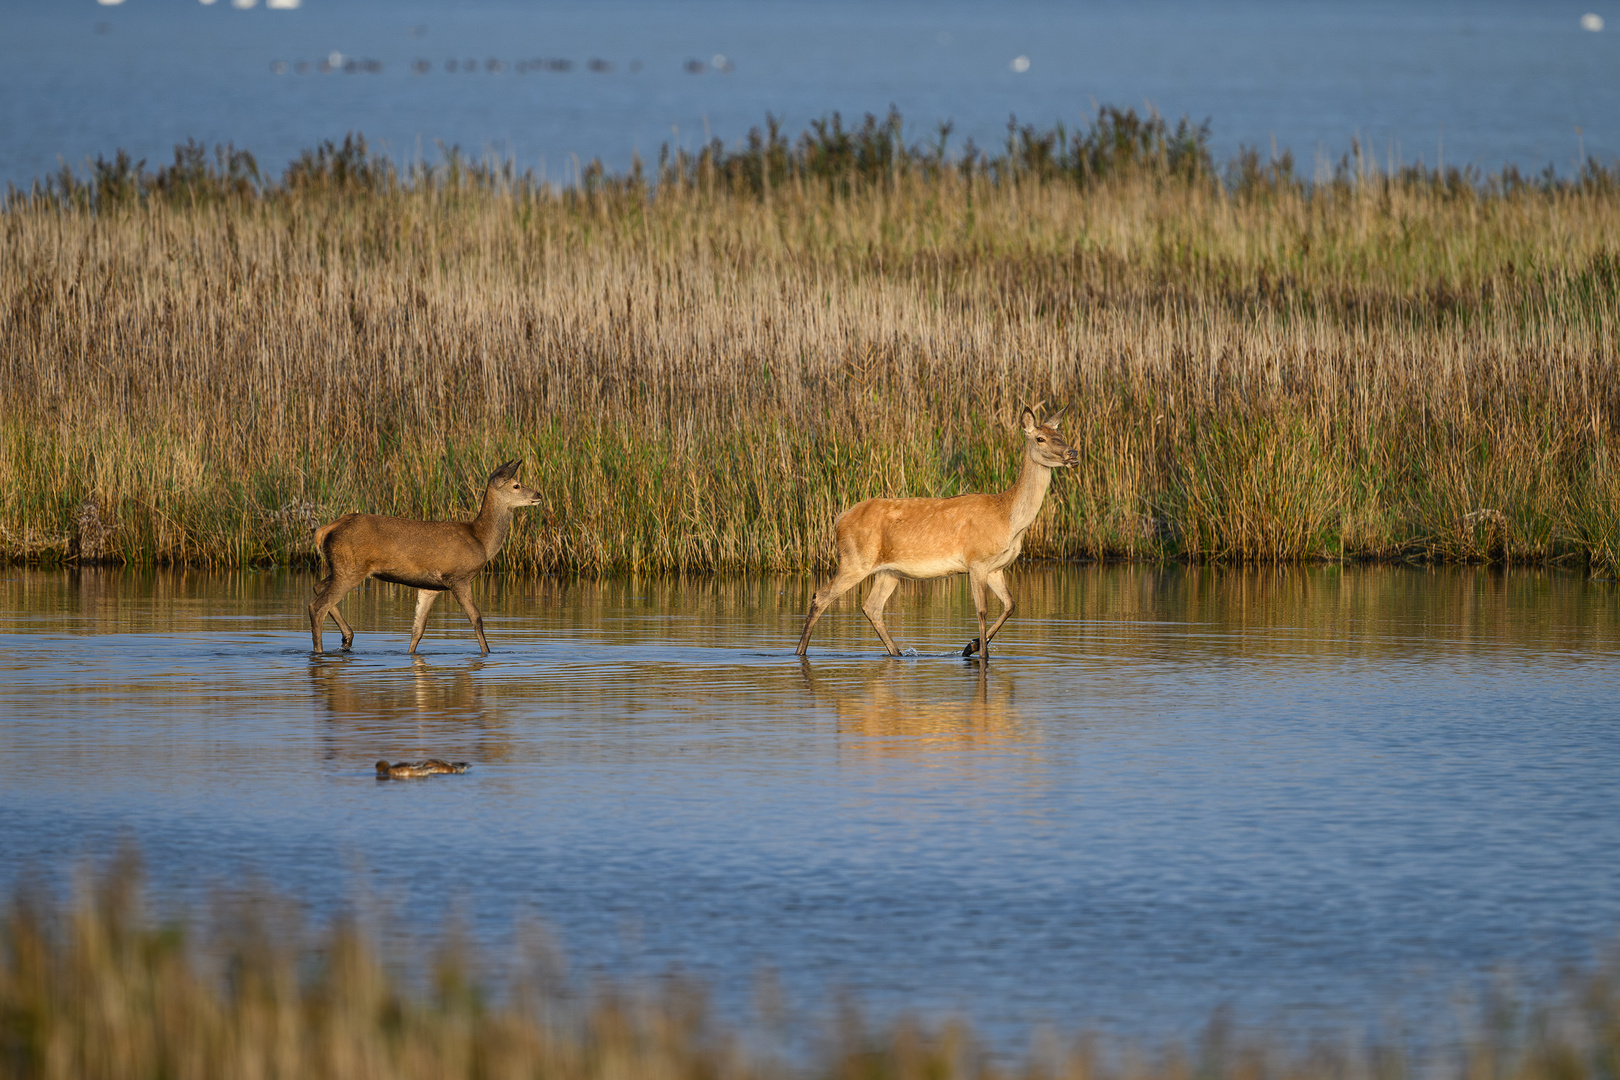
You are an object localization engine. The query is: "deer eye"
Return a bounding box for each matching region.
[1036,437,1046,443]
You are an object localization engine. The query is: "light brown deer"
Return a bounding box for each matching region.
[309,460,543,654]
[796,405,1078,660]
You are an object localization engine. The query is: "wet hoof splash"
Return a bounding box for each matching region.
[376,759,470,780]
[961,638,981,658]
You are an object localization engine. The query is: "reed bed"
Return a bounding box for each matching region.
[3,858,1618,1080]
[2,112,1618,573]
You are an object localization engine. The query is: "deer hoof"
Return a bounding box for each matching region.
[961,638,981,657]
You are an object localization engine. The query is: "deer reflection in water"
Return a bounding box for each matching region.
[308,655,509,768]
[800,658,1029,760]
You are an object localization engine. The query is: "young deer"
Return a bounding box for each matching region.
[796,406,1078,660]
[309,460,543,654]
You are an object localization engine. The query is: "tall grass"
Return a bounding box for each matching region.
[2,111,1617,573]
[4,858,1619,1080]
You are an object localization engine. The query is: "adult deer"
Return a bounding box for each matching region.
[309,460,543,654]
[796,405,1078,660]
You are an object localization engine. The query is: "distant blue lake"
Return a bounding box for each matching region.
[2,0,1617,187]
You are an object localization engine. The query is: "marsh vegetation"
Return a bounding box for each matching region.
[4,859,1619,1080]
[3,111,1617,572]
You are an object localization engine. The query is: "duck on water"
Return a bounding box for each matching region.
[376,759,470,779]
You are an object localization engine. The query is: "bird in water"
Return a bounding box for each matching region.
[376,759,470,779]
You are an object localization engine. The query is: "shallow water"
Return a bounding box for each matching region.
[4,0,1617,189]
[3,565,1619,1048]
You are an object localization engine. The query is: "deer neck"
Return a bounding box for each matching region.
[1006,448,1054,535]
[469,491,512,561]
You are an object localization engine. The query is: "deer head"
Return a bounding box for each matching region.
[486,459,545,508]
[1021,406,1079,468]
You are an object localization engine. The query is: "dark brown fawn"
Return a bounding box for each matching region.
[796,405,1078,661]
[309,460,543,654]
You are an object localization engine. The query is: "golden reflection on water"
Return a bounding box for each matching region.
[1025,563,1620,658]
[801,659,1032,760]
[0,562,1615,664]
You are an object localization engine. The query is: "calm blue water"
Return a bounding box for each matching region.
[2,566,1618,1050]
[2,0,1617,189]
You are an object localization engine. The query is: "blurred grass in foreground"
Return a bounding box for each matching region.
[3,857,1619,1080]
[2,110,1618,572]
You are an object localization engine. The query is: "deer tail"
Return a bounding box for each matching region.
[312,519,344,565]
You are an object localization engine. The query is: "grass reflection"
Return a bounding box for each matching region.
[0,562,1614,662]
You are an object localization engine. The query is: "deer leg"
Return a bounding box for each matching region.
[980,570,1017,648]
[448,580,489,654]
[861,571,903,657]
[962,572,991,660]
[327,602,355,649]
[796,564,868,655]
[309,571,364,652]
[409,589,442,654]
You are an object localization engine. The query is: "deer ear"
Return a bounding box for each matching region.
[1043,406,1067,429]
[491,459,520,481]
[1020,407,1039,434]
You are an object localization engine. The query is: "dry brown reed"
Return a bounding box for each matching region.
[2,119,1618,573]
[3,858,1618,1080]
